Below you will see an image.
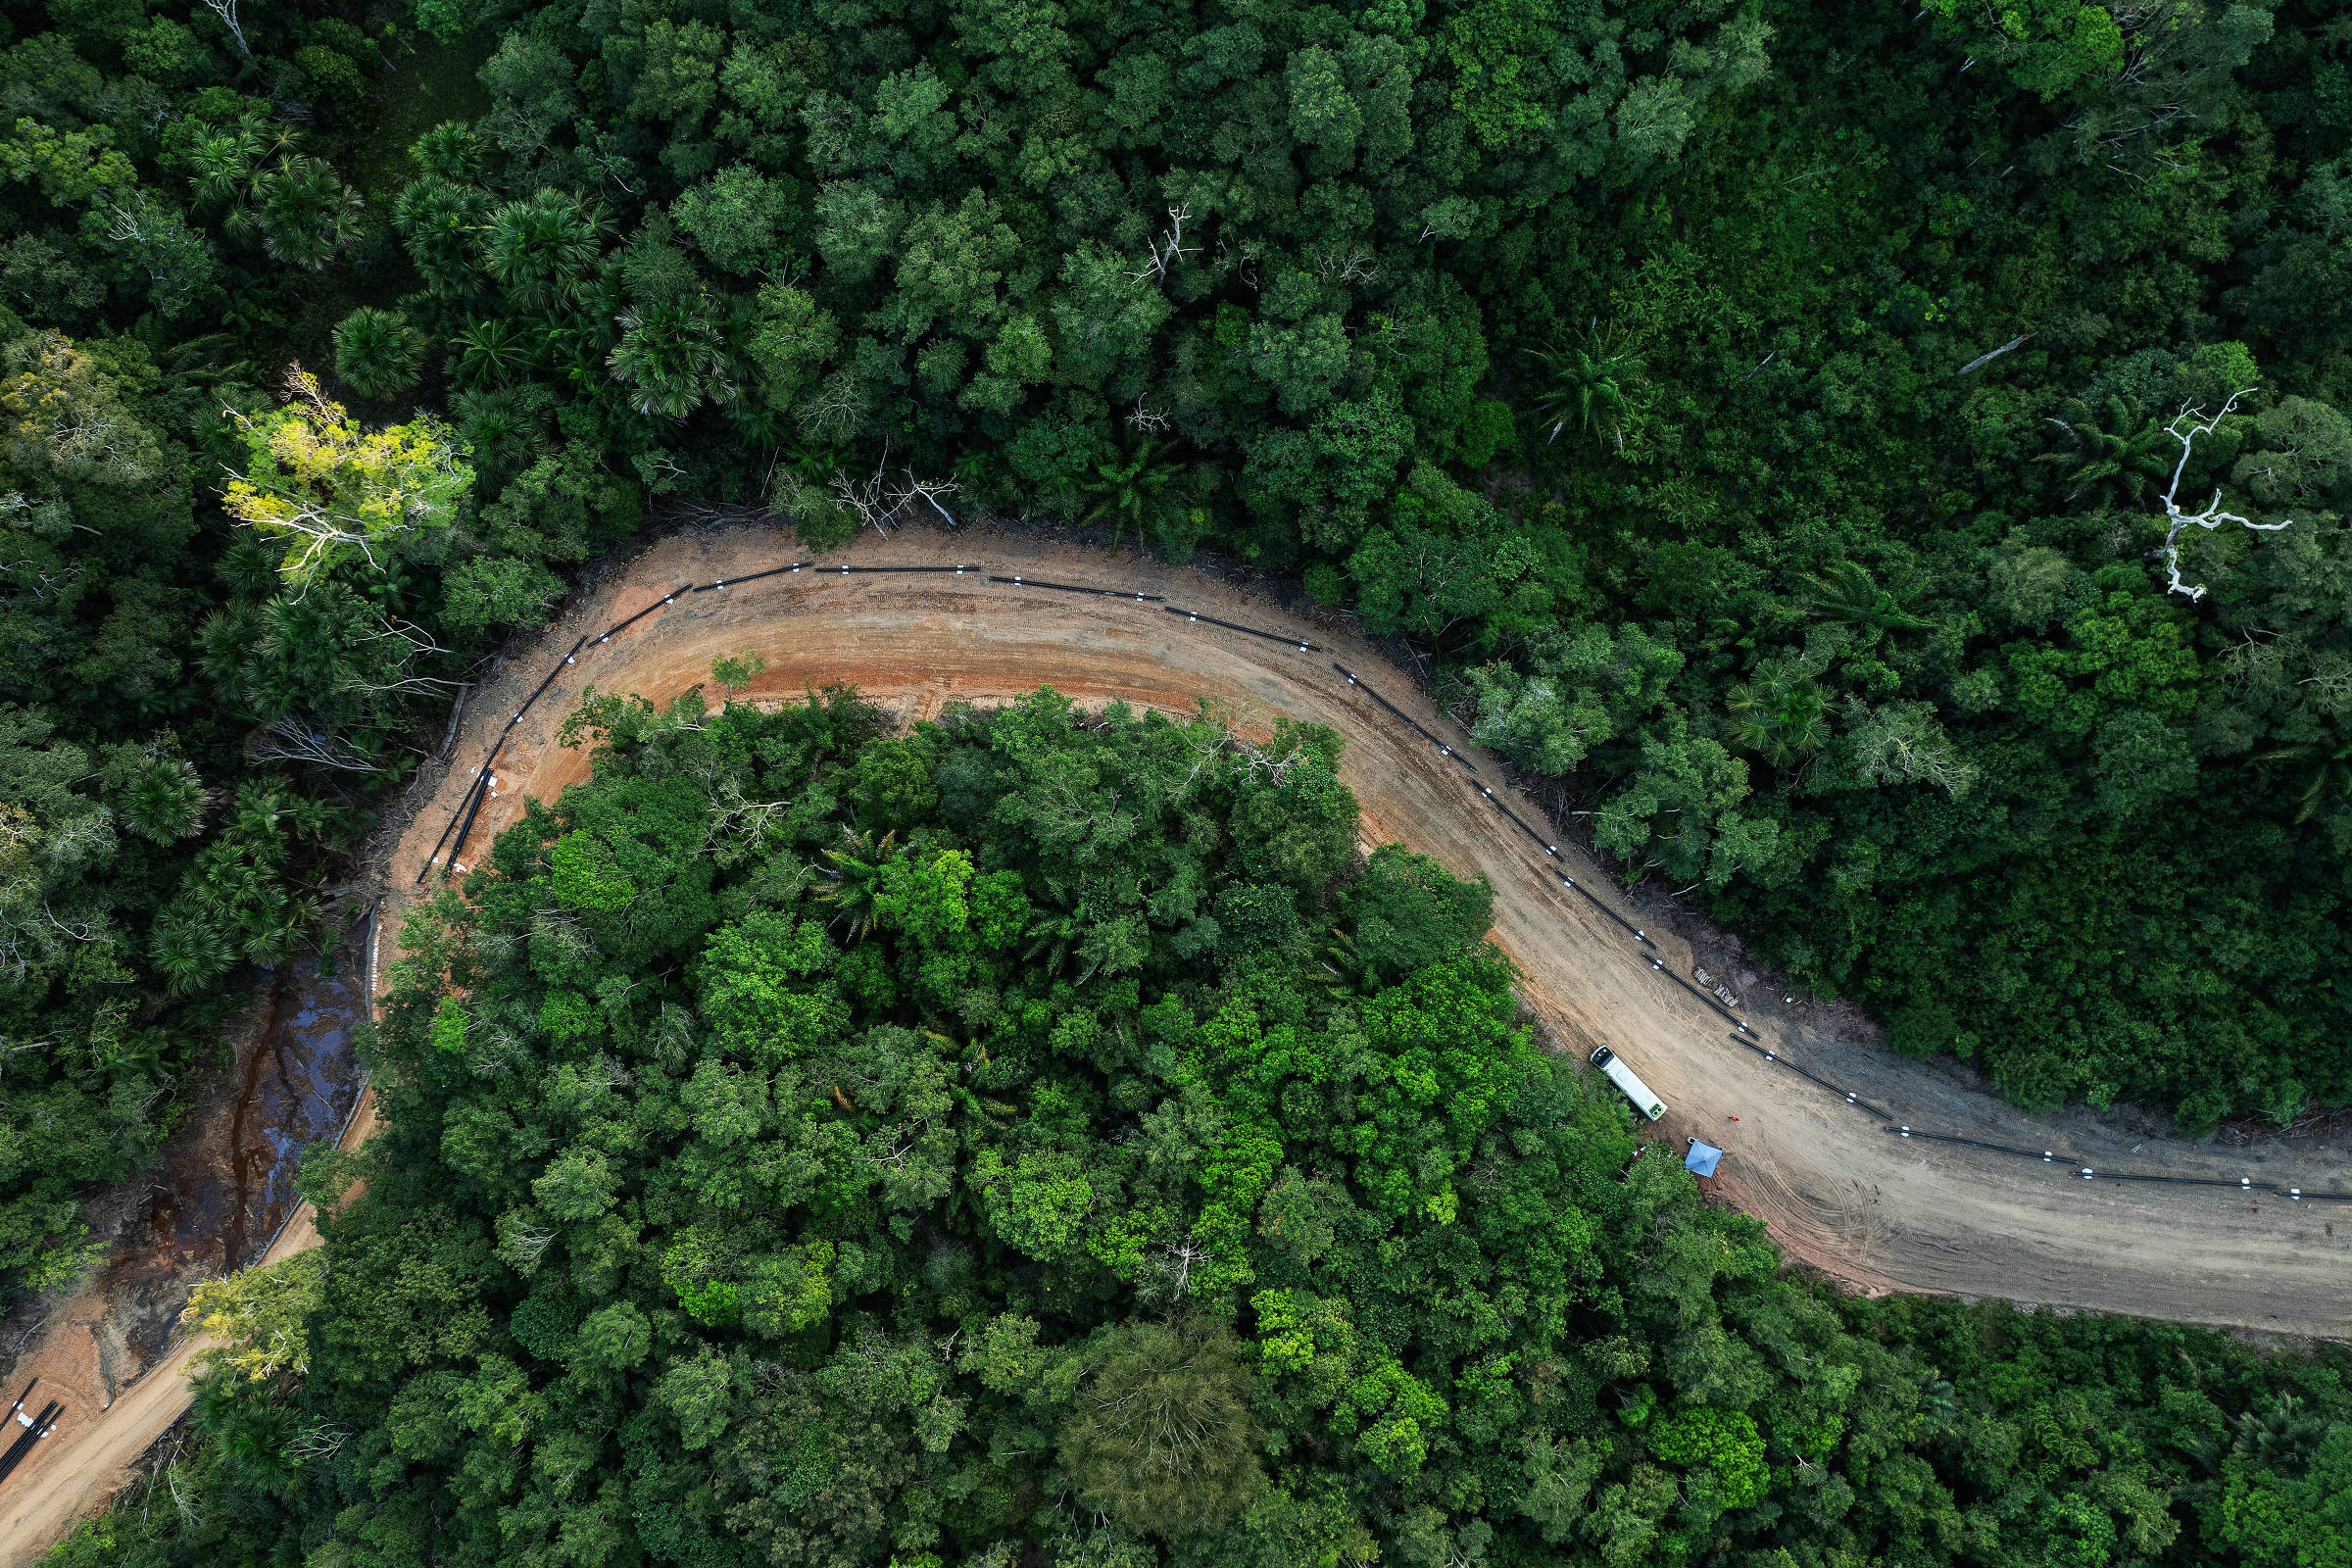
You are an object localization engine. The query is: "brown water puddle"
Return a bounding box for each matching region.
[218,951,370,1272]
[0,910,374,1421]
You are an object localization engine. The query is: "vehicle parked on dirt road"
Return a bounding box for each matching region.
[1590,1045,1667,1121]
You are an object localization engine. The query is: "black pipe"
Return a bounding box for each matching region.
[835,564,984,573]
[1330,662,1480,774]
[590,589,689,645]
[1886,1125,2071,1162]
[988,573,1165,602]
[734,561,814,581]
[416,758,493,884]
[1727,1033,1896,1120]
[509,635,590,727]
[1162,605,1319,652]
[1644,956,1745,1028]
[0,1400,62,1486]
[1552,870,1655,947]
[440,737,508,877]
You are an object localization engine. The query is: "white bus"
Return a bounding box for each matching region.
[1589,1046,1666,1121]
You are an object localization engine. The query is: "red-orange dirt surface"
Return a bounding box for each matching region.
[7,521,2347,1565]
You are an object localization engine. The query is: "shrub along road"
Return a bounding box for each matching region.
[5,522,2347,1566]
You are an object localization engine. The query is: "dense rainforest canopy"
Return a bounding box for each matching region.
[7,0,2352,1309]
[4,0,2352,1551]
[47,685,2352,1568]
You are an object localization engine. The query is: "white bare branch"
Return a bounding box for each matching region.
[829,442,960,537]
[864,1119,930,1170]
[1161,1239,1211,1296]
[2154,389,2292,601]
[198,0,248,55]
[1315,243,1380,287]
[249,718,383,773]
[286,1421,352,1462]
[166,1460,203,1527]
[1129,206,1200,288]
[704,778,797,860]
[896,470,961,529]
[40,903,106,943]
[581,1054,634,1093]
[1954,333,2033,377]
[495,1212,557,1273]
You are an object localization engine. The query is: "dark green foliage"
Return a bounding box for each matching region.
[330,307,427,401]
[51,687,2352,1568]
[0,0,2342,1490]
[1337,844,1494,987]
[0,3,627,1315]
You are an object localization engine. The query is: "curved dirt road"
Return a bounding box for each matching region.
[400,523,2351,1333]
[7,521,2348,1565]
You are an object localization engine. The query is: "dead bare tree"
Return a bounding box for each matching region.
[580,1054,634,1093]
[2154,389,2292,601]
[829,442,961,537]
[0,1034,49,1080]
[496,1212,557,1274]
[1213,236,1260,292]
[704,777,797,862]
[1129,206,1200,288]
[2,556,80,603]
[250,717,383,773]
[285,1422,353,1462]
[166,1458,203,1526]
[1235,730,1311,788]
[797,370,869,443]
[198,0,248,55]
[332,614,464,700]
[1161,1240,1211,1296]
[2301,653,2352,716]
[1315,243,1379,287]
[864,1119,931,1171]
[1954,333,2033,376]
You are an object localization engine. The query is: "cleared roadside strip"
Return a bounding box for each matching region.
[407,557,2352,1206]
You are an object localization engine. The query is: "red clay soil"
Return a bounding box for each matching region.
[8,520,2349,1565]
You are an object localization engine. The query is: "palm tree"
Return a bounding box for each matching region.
[332,308,425,400]
[1019,900,1089,977]
[152,906,235,994]
[450,318,531,387]
[252,155,364,270]
[481,190,607,312]
[814,826,899,942]
[2036,396,2176,503]
[1799,561,1934,632]
[607,301,738,420]
[1525,323,1645,451]
[449,385,551,488]
[2231,1394,2328,1471]
[1726,666,1832,768]
[187,124,264,209]
[1078,438,1184,549]
[392,177,490,296]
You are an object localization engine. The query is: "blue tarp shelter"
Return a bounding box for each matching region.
[1685,1140,1724,1178]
